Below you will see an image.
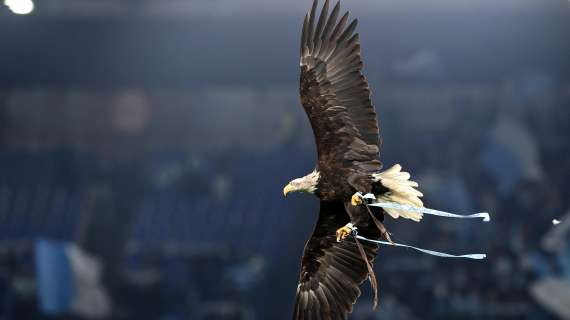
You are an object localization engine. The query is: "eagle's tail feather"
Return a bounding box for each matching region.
[372,164,424,222]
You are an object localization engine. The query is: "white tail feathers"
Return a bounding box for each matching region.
[373,164,424,222]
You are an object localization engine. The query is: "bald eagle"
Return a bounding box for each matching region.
[282,0,425,318]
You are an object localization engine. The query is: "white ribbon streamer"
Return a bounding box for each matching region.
[367,202,491,222]
[354,234,486,260]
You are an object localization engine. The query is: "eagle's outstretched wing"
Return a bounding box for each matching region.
[300,0,380,172]
[294,201,381,320]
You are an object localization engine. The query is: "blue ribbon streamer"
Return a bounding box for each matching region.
[367,202,491,222]
[354,234,487,260]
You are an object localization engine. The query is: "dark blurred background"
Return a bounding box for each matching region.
[1,0,570,319]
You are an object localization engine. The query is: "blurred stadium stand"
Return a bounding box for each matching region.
[1,0,570,319]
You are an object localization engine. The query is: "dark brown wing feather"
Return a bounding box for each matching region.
[293,201,381,320]
[300,0,381,172]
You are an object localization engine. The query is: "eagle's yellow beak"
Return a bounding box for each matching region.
[283,183,294,197]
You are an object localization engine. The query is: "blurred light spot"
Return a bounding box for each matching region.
[4,0,34,15]
[111,90,152,135]
[552,219,561,225]
[393,49,444,79]
[211,174,231,202]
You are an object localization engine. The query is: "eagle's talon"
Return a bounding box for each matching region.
[336,223,356,242]
[351,193,363,206]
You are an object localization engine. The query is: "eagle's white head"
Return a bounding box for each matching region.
[283,170,320,196]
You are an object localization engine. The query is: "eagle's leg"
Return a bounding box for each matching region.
[336,222,356,242]
[349,192,394,243]
[351,193,364,206]
[351,192,376,206]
